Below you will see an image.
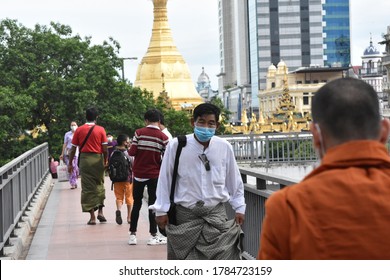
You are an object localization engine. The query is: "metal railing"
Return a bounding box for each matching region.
[221,132,390,166]
[220,132,317,166]
[0,143,49,256]
[225,166,299,259]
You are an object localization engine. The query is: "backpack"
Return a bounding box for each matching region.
[108,149,130,188]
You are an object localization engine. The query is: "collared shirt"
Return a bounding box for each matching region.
[71,122,108,154]
[151,134,246,216]
[162,127,173,141]
[130,124,169,180]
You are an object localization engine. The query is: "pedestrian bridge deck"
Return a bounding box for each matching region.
[25,176,166,260]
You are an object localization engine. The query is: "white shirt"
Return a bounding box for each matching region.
[150,134,246,216]
[162,127,173,140]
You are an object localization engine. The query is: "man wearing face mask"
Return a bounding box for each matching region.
[60,121,79,189]
[151,103,246,259]
[258,78,390,260]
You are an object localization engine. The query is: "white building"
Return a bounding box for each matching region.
[360,36,385,97]
[196,67,217,101]
[259,61,351,118]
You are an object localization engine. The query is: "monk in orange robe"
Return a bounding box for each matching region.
[258,77,390,260]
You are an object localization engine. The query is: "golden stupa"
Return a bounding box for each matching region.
[134,0,203,110]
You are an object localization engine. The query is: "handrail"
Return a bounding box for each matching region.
[225,166,299,259]
[0,142,49,256]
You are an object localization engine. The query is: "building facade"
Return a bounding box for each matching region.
[360,37,385,97]
[323,0,351,67]
[217,0,251,122]
[259,61,350,118]
[196,67,217,100]
[380,26,390,100]
[218,0,351,122]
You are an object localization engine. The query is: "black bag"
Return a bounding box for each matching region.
[167,202,177,226]
[159,135,187,236]
[108,150,130,185]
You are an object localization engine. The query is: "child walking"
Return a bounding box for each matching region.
[111,134,134,225]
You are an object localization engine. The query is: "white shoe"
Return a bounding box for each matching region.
[147,235,167,245]
[128,234,137,245]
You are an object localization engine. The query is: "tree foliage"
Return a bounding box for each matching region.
[0,20,156,165]
[155,94,193,137]
[209,96,231,135]
[0,19,230,166]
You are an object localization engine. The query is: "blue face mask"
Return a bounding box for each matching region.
[194,126,216,142]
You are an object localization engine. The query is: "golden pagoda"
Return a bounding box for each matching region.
[134,0,203,110]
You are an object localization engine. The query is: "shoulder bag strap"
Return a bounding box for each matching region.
[169,135,187,203]
[79,125,95,153]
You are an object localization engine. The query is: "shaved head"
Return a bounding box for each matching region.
[312,78,381,142]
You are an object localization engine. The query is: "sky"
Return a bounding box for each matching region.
[1,0,389,89]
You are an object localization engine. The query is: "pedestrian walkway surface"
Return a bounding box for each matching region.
[26,176,167,260]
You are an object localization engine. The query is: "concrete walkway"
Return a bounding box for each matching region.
[25,175,167,260]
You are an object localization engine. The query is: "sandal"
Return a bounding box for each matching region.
[87,220,96,225]
[97,215,107,223]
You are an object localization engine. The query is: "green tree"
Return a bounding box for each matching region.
[98,85,156,137]
[209,96,231,135]
[155,94,193,137]
[0,19,155,163]
[0,86,37,165]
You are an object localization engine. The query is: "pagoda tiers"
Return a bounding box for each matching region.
[226,72,311,134]
[134,0,203,110]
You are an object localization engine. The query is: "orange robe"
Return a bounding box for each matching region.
[258,140,390,259]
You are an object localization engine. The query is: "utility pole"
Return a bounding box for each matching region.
[120,57,138,82]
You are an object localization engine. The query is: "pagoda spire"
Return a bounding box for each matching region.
[134,0,203,110]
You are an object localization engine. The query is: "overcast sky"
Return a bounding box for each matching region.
[1,0,389,89]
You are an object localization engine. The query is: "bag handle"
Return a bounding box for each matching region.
[79,125,95,153]
[170,135,187,203]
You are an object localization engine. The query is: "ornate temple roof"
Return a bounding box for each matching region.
[197,67,210,84]
[364,36,381,56]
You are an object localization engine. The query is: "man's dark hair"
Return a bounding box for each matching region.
[193,103,220,122]
[144,109,161,123]
[312,77,381,142]
[116,134,129,146]
[86,107,98,122]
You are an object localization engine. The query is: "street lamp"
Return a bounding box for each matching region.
[120,57,138,82]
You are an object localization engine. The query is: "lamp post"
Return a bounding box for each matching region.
[120,57,138,82]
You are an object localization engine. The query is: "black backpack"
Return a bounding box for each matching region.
[108,149,130,188]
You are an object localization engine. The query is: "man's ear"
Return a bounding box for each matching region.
[310,122,322,150]
[191,117,195,127]
[378,118,390,144]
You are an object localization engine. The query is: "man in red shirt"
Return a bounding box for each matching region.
[128,109,169,246]
[68,107,108,225]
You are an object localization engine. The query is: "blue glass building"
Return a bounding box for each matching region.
[323,0,351,67]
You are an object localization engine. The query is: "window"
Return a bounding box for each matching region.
[303,93,309,105]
